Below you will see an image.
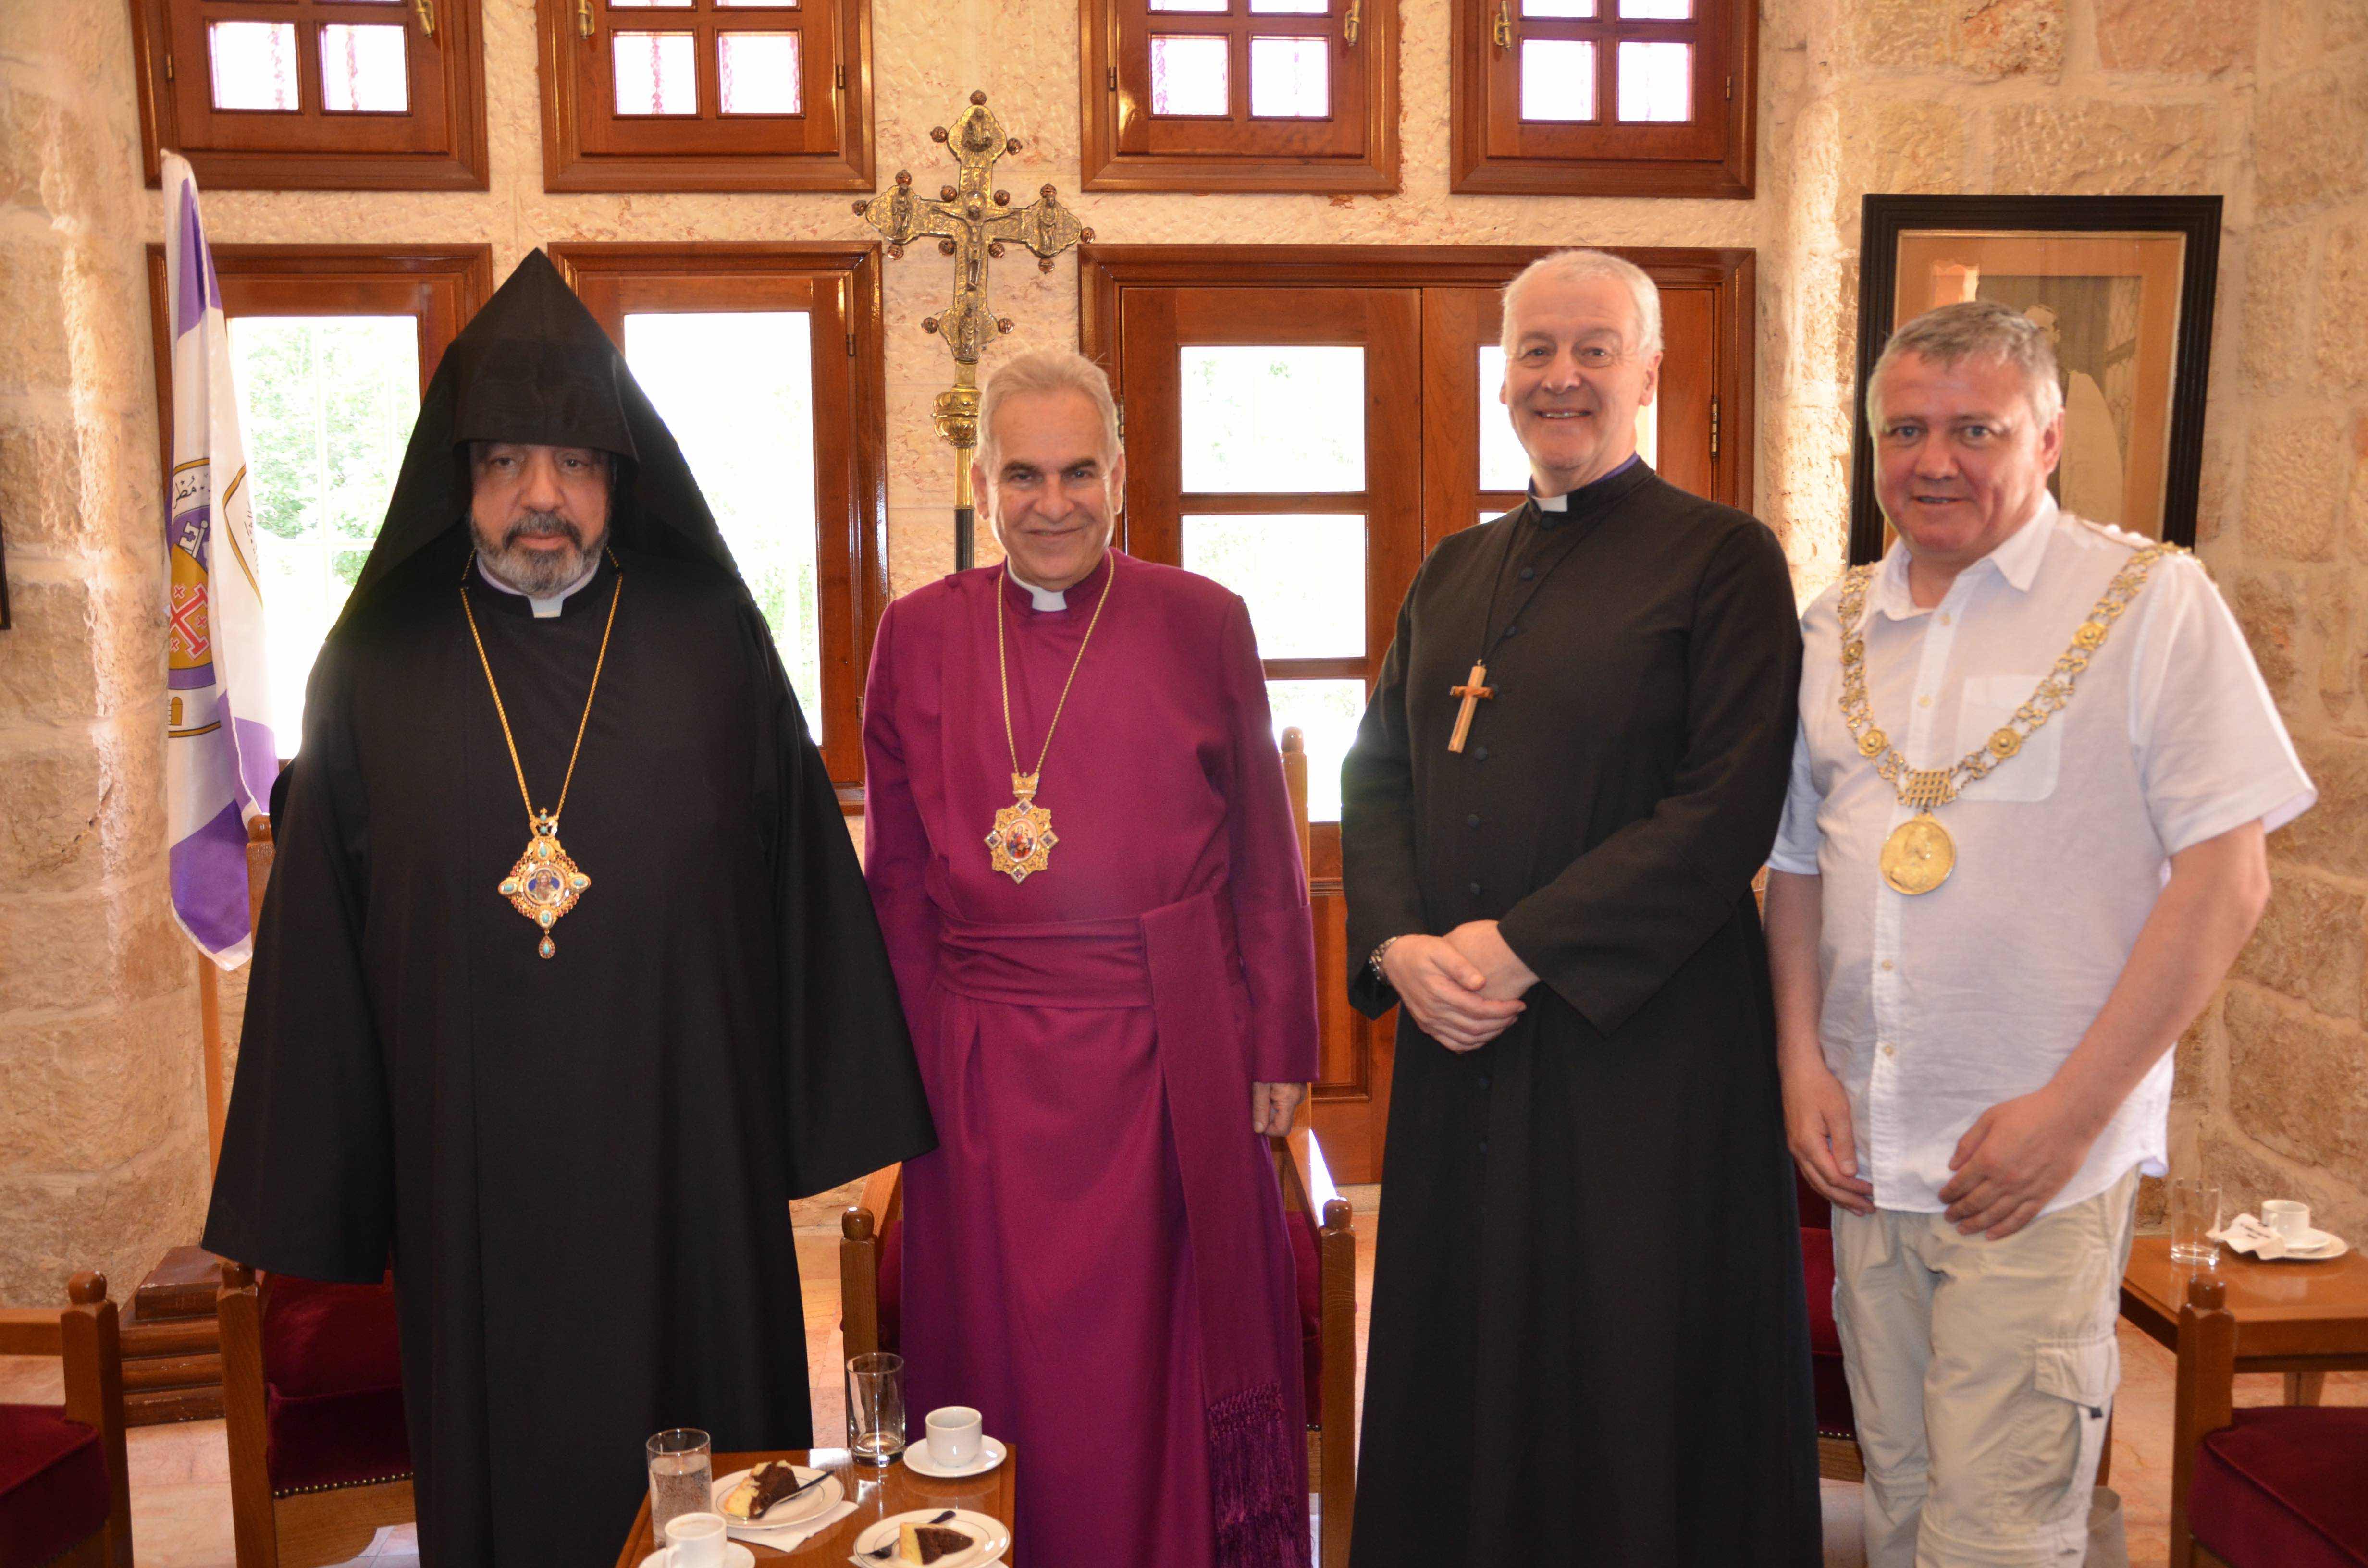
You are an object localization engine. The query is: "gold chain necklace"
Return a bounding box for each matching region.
[1838,538,2181,895]
[986,561,1114,883]
[459,550,622,957]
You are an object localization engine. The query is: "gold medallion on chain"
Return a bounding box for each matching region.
[985,565,1114,885]
[1838,538,2181,896]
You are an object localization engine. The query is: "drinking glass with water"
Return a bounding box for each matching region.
[646,1428,713,1534]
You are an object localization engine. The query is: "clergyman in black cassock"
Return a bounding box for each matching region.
[1341,251,1819,1566]
[203,251,936,1567]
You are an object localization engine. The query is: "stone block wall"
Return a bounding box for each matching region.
[4,0,2366,1298]
[0,0,211,1306]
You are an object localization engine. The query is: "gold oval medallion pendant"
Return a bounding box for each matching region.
[1880,814,1955,895]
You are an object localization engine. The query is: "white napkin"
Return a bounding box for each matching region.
[2210,1211,2330,1260]
[730,1496,856,1550]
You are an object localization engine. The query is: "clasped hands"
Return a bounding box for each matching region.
[1379,921,1537,1053]
[1783,1057,2105,1241]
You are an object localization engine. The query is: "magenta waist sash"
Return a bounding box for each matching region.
[929,888,1303,1563]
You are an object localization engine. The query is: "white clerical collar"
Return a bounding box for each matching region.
[1529,453,1642,512]
[1005,563,1069,612]
[477,553,600,619]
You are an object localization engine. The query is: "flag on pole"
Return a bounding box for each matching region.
[162,153,276,968]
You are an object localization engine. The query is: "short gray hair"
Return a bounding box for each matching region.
[1867,300,2066,430]
[1501,249,1663,359]
[978,348,1123,468]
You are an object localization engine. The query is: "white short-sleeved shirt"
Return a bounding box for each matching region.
[1770,502,2314,1215]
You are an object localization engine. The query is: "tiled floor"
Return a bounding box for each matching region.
[5,1205,2359,1567]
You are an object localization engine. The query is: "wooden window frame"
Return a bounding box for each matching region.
[128,0,490,190]
[1079,0,1400,193]
[547,243,888,803]
[1449,0,1754,198]
[534,0,874,193]
[142,244,496,763]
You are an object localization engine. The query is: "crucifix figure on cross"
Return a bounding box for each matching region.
[1448,662,1495,754]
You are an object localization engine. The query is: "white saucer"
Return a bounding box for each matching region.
[640,1543,754,1568]
[900,1434,1008,1479]
[852,1509,1010,1568]
[711,1463,842,1528]
[2272,1228,2350,1261]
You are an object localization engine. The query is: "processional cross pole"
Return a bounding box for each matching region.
[856,92,1093,572]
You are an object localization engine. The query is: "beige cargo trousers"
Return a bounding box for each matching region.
[1832,1167,2139,1568]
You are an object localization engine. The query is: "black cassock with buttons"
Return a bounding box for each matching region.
[1341,459,1820,1567]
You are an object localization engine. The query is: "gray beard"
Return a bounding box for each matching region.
[472,512,603,597]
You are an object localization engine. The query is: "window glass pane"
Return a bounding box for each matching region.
[613,32,698,115]
[1617,40,1691,121]
[1149,35,1230,115]
[1248,36,1328,117]
[319,24,408,113]
[1182,514,1365,659]
[1266,679,1363,821]
[719,31,802,114]
[1520,39,1595,121]
[1149,0,1229,9]
[1181,345,1364,493]
[209,21,299,111]
[1618,0,1690,14]
[623,312,823,739]
[716,0,798,6]
[1249,0,1329,11]
[1479,344,1658,485]
[227,316,419,742]
[609,0,695,7]
[1522,0,1596,13]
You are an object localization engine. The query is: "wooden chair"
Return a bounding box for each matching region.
[840,1128,1360,1568]
[0,1273,132,1568]
[2171,1272,2368,1568]
[218,1262,415,1568]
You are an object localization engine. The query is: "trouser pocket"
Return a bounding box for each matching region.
[2025,1328,2118,1532]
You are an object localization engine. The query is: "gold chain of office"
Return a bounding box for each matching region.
[1836,539,2184,895]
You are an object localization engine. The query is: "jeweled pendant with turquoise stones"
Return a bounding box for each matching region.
[498,813,588,958]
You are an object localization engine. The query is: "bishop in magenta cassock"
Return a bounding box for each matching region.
[862,349,1320,1568]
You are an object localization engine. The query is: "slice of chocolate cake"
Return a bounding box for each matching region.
[897,1521,974,1564]
[723,1460,813,1521]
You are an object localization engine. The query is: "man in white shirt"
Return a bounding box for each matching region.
[1764,300,2314,1568]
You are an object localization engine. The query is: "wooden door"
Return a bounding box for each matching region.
[1086,245,1753,1183]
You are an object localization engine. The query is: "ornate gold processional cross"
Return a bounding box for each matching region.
[1448,662,1495,754]
[855,92,1093,571]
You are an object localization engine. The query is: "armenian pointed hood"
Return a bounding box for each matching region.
[346,249,735,606]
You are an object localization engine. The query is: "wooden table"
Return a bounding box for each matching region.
[611,1445,1018,1567]
[2121,1233,2368,1402]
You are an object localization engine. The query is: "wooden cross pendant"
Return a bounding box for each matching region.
[1447,662,1495,754]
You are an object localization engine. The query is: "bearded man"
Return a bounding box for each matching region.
[204,251,935,1566]
[862,348,1320,1568]
[1342,249,1820,1566]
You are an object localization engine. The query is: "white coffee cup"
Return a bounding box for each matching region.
[2262,1199,2312,1240]
[927,1405,984,1468]
[664,1510,728,1567]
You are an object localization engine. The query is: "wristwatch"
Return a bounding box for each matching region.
[1369,934,1407,984]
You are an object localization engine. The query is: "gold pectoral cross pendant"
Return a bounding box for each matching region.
[986,772,1059,884]
[1447,662,1495,754]
[497,813,591,958]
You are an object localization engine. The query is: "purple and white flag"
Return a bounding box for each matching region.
[162,153,275,968]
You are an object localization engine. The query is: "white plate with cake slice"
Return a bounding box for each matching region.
[712,1461,842,1529]
[851,1508,1009,1568]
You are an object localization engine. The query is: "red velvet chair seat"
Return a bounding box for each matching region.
[261,1274,412,1495]
[2192,1406,2368,1568]
[0,1402,108,1567]
[875,1206,1329,1424]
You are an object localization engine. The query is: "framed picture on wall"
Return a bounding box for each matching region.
[1849,194,2223,564]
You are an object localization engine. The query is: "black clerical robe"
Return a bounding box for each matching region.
[1341,462,1819,1567]
[204,530,935,1567]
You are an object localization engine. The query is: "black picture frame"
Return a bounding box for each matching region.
[0,508,12,631]
[1849,193,2223,565]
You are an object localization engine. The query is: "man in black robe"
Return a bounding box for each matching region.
[204,251,936,1567]
[1341,249,1819,1566]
